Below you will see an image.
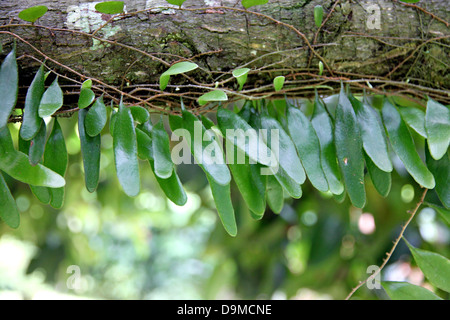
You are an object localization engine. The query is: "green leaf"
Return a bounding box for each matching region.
[165,0,186,6]
[365,151,391,197]
[350,95,392,172]
[425,98,450,160]
[18,5,48,23]
[273,76,285,92]
[78,88,95,109]
[404,238,450,293]
[206,174,237,237]
[113,103,140,197]
[44,119,68,209]
[135,127,153,160]
[198,90,228,106]
[20,65,46,141]
[0,47,18,128]
[242,0,269,9]
[95,1,124,14]
[334,88,366,208]
[399,0,421,3]
[232,68,250,91]
[159,61,198,90]
[398,107,427,138]
[181,109,231,186]
[0,126,65,188]
[152,118,174,179]
[85,96,107,137]
[382,100,435,189]
[311,93,344,195]
[28,120,47,166]
[0,172,20,229]
[130,106,150,124]
[314,5,324,28]
[81,79,92,90]
[78,109,101,193]
[425,202,450,226]
[425,146,449,209]
[38,77,63,118]
[266,174,284,214]
[318,61,324,76]
[382,281,442,300]
[286,106,329,192]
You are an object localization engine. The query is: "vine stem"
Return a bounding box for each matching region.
[345,188,428,300]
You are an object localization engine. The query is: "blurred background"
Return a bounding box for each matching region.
[0,105,449,300]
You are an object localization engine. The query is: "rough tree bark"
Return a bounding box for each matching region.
[0,0,449,108]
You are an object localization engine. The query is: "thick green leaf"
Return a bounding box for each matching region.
[85,96,107,137]
[0,47,18,128]
[382,281,442,300]
[130,106,150,124]
[0,126,65,188]
[113,103,140,197]
[382,100,435,189]
[399,107,427,138]
[159,62,198,90]
[169,114,183,133]
[311,93,344,195]
[152,118,174,179]
[198,90,228,106]
[81,79,92,90]
[44,119,68,209]
[334,89,366,208]
[425,146,449,209]
[425,202,450,225]
[181,109,231,186]
[287,106,329,192]
[136,127,153,160]
[38,77,63,118]
[165,0,186,6]
[0,172,20,229]
[404,238,450,293]
[78,109,101,193]
[20,65,45,140]
[150,159,187,206]
[350,95,392,172]
[95,1,124,14]
[28,120,46,166]
[266,174,284,214]
[273,76,285,92]
[314,5,324,28]
[425,98,450,160]
[78,88,95,109]
[242,0,269,9]
[232,68,250,91]
[365,151,391,197]
[18,5,48,23]
[206,174,237,237]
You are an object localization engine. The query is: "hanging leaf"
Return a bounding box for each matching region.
[318,61,324,76]
[38,77,63,118]
[425,98,450,160]
[365,151,391,198]
[28,120,47,166]
[0,47,18,128]
[311,93,344,195]
[198,90,228,106]
[398,107,427,138]
[0,172,20,229]
[159,61,198,90]
[382,282,442,300]
[287,106,329,192]
[242,0,269,9]
[78,109,101,193]
[206,174,237,237]
[266,174,284,214]
[273,76,285,92]
[382,100,435,189]
[314,5,324,28]
[81,79,92,90]
[95,1,125,14]
[20,65,45,141]
[78,88,95,109]
[425,146,449,209]
[136,127,153,160]
[113,103,140,197]
[404,238,450,293]
[85,96,107,137]
[0,126,65,188]
[232,68,250,91]
[130,106,150,124]
[152,118,174,179]
[18,5,48,23]
[334,88,366,208]
[350,94,392,172]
